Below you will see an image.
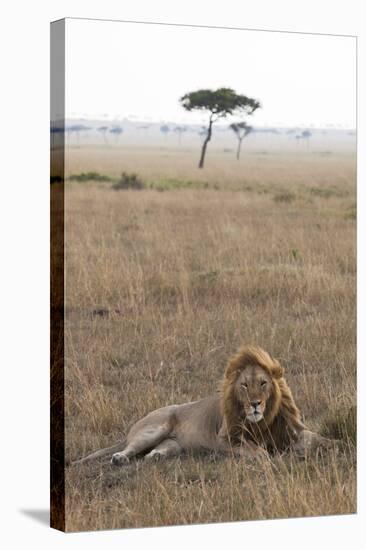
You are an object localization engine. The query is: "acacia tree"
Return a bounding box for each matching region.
[174,125,187,145]
[180,88,260,168]
[68,124,91,143]
[230,122,253,160]
[160,124,170,140]
[97,125,109,144]
[302,129,312,149]
[110,126,123,143]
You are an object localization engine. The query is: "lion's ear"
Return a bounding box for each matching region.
[272,360,284,379]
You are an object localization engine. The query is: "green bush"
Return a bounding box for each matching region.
[112,172,145,190]
[69,172,112,182]
[290,248,301,261]
[309,186,347,199]
[344,203,357,220]
[273,190,296,203]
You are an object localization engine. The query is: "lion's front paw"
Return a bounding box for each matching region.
[317,436,341,454]
[111,452,130,466]
[144,450,165,463]
[292,430,340,458]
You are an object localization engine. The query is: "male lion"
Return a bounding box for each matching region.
[73,345,333,466]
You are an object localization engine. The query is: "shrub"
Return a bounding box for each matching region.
[290,248,301,261]
[112,172,145,190]
[309,186,347,199]
[69,172,112,182]
[273,190,296,203]
[344,204,357,220]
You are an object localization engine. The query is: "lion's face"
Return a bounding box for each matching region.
[235,365,273,423]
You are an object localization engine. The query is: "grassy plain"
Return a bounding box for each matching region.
[64,144,356,532]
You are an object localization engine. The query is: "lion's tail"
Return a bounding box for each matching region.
[69,438,127,466]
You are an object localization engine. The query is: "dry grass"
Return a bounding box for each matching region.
[64,146,356,532]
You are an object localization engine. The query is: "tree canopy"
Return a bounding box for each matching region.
[180,88,260,120]
[230,121,253,137]
[230,121,253,160]
[180,88,260,168]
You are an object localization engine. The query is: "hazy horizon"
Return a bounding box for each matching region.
[61,116,355,131]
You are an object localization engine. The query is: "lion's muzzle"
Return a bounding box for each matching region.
[246,411,263,423]
[246,400,265,423]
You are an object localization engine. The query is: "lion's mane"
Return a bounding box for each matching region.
[221,345,305,451]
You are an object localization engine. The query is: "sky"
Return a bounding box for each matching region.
[65,18,356,128]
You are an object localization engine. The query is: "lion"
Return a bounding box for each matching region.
[72,345,333,466]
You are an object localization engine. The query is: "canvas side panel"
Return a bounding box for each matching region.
[50,18,65,533]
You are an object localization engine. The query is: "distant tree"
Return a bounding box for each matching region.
[98,125,109,144]
[302,129,312,137]
[301,129,312,148]
[160,124,170,140]
[68,124,91,133]
[301,130,313,147]
[67,124,91,143]
[230,121,252,160]
[180,88,260,168]
[174,126,187,145]
[110,126,123,143]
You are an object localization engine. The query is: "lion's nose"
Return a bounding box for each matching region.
[251,400,262,408]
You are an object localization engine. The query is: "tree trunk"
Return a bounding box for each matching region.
[236,137,243,160]
[198,118,213,169]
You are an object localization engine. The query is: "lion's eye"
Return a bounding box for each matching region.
[241,383,248,389]
[261,381,267,387]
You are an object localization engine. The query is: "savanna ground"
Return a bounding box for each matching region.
[63,144,356,532]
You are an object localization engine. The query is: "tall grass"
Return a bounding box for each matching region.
[64,147,356,532]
